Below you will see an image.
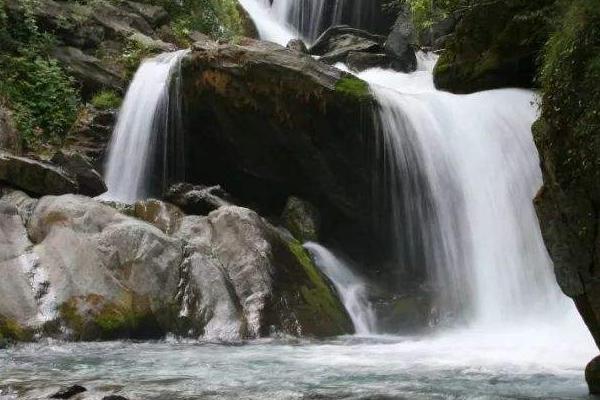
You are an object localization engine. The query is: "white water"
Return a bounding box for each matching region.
[231,6,597,381]
[304,242,377,335]
[103,50,188,203]
[238,0,377,45]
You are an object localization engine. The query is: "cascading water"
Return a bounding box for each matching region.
[355,53,595,340]
[304,242,377,335]
[102,49,188,203]
[238,0,378,44]
[238,5,597,367]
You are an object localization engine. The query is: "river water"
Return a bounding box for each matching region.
[0,330,593,400]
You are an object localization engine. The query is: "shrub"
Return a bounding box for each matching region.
[90,90,122,109]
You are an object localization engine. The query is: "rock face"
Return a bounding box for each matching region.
[181,38,391,276]
[533,0,600,352]
[433,0,557,93]
[309,25,416,73]
[587,356,600,394]
[0,190,352,341]
[51,151,107,197]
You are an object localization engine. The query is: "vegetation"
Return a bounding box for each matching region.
[0,0,80,150]
[90,90,122,109]
[536,0,600,188]
[387,0,466,33]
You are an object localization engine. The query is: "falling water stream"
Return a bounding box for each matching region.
[102,49,188,203]
[1,3,598,400]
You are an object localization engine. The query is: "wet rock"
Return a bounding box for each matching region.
[346,51,408,73]
[182,38,385,274]
[286,39,308,54]
[0,106,21,155]
[102,396,129,400]
[128,32,176,52]
[52,47,124,98]
[384,4,417,72]
[164,183,234,216]
[0,151,78,196]
[309,25,385,64]
[587,356,600,394]
[282,196,320,242]
[49,385,87,399]
[50,151,107,197]
[201,206,352,337]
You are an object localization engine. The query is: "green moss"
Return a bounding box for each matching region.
[0,317,31,343]
[59,296,165,340]
[537,0,600,189]
[90,89,121,110]
[287,241,351,334]
[335,77,371,101]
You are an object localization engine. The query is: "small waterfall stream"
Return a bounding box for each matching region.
[102,49,188,202]
[304,242,377,335]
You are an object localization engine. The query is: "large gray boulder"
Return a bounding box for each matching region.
[309,25,386,64]
[0,192,352,341]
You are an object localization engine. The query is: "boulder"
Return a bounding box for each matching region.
[587,356,600,394]
[197,206,352,337]
[51,151,107,197]
[52,46,124,98]
[384,4,417,72]
[0,106,21,155]
[181,38,386,274]
[309,25,386,64]
[282,196,320,242]
[346,51,410,73]
[164,183,234,216]
[286,39,308,54]
[0,151,78,196]
[50,385,87,399]
[433,0,556,93]
[0,192,352,340]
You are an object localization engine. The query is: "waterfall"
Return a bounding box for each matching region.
[304,242,377,335]
[103,49,188,203]
[238,0,378,45]
[357,55,587,332]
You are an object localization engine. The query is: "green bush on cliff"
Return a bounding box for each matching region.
[0,0,80,150]
[387,0,466,33]
[537,0,600,187]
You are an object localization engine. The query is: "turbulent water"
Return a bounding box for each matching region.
[238,0,377,44]
[102,50,188,202]
[0,335,594,400]
[304,243,377,335]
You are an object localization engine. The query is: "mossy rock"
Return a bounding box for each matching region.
[335,76,372,102]
[0,316,32,345]
[282,196,320,242]
[58,294,167,340]
[433,0,557,93]
[265,238,353,337]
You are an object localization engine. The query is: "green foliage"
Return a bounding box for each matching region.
[387,0,466,33]
[91,90,122,109]
[537,0,600,188]
[134,0,243,43]
[0,0,80,150]
[335,77,371,101]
